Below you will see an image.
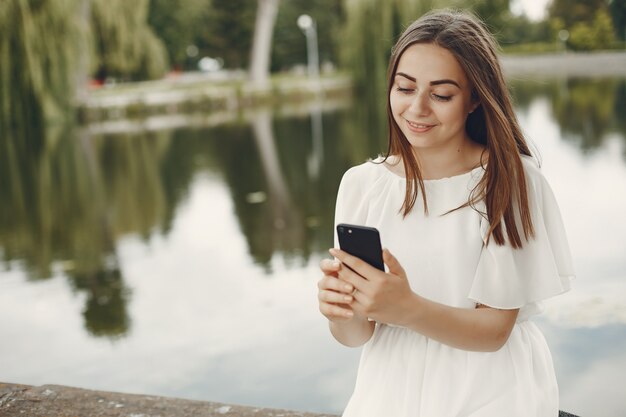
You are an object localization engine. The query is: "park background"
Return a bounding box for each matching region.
[1,0,625,416]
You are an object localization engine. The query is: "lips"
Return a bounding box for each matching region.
[404,119,435,133]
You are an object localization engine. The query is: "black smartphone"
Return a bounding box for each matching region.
[336,223,384,271]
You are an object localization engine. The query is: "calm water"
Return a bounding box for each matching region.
[1,77,625,416]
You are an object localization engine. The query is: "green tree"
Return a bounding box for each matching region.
[147,0,211,69]
[196,0,257,69]
[271,0,344,71]
[610,0,626,40]
[1,0,169,135]
[547,0,608,28]
[467,0,511,32]
[0,0,84,134]
[569,9,616,50]
[91,0,168,81]
[498,14,551,45]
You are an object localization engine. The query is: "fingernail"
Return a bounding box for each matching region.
[329,248,338,256]
[332,261,340,268]
[344,295,352,302]
[344,284,352,291]
[346,310,354,317]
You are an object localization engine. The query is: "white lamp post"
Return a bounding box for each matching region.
[297,14,320,80]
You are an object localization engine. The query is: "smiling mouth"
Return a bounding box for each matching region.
[405,119,435,131]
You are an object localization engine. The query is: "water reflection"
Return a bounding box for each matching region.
[0,77,625,416]
[510,77,626,155]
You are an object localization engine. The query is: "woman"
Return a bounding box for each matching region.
[317,9,574,417]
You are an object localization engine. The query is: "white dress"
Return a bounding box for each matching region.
[334,155,575,417]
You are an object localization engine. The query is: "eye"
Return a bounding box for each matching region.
[395,87,413,94]
[432,94,452,102]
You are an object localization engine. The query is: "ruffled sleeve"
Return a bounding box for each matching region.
[468,158,575,311]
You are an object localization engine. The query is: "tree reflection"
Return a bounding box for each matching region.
[509,77,626,155]
[0,125,177,338]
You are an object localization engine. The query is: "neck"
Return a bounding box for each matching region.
[411,137,483,180]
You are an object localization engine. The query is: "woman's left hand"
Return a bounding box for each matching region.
[329,247,419,326]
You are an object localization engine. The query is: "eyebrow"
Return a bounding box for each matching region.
[395,72,461,88]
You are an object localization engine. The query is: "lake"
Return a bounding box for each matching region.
[1,76,625,417]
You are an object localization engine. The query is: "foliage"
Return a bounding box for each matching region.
[568,9,616,50]
[498,14,552,46]
[173,0,345,72]
[147,0,211,69]
[546,0,623,47]
[0,0,84,133]
[0,0,169,134]
[461,0,511,32]
[195,0,257,70]
[91,0,168,80]
[547,0,608,28]
[271,0,344,71]
[609,0,626,40]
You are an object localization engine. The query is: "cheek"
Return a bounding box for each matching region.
[438,104,469,125]
[389,93,408,118]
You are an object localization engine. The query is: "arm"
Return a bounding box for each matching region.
[402,295,518,352]
[330,248,518,352]
[318,259,376,347]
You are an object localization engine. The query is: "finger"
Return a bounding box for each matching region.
[336,263,370,295]
[329,248,379,281]
[319,289,354,304]
[383,248,406,277]
[319,258,341,274]
[319,302,354,319]
[346,295,370,318]
[319,276,354,293]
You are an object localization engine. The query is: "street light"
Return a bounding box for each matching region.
[557,29,569,53]
[297,14,320,80]
[297,15,324,178]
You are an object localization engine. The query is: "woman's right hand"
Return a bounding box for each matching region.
[318,258,355,322]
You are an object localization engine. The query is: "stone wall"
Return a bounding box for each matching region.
[0,383,337,417]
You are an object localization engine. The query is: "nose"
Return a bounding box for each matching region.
[407,92,430,116]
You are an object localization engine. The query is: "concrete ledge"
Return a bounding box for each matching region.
[0,383,336,417]
[0,383,581,416]
[501,51,626,77]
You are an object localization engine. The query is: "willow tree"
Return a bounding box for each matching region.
[0,0,85,134]
[0,0,168,136]
[91,0,167,81]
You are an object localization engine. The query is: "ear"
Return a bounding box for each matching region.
[468,101,480,114]
[469,89,480,114]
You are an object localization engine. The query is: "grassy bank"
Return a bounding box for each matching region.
[78,72,352,124]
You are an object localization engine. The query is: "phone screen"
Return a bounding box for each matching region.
[336,223,384,271]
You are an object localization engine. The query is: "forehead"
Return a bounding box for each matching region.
[395,43,468,86]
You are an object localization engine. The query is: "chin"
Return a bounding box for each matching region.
[405,137,437,150]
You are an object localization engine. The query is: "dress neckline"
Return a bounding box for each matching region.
[374,156,486,183]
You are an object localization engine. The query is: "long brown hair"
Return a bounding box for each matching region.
[385,9,534,248]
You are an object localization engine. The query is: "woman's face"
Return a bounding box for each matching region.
[389,43,477,154]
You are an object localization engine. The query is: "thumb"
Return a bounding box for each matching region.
[383,248,406,278]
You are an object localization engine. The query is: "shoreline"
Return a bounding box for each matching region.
[78,51,626,126]
[500,50,626,77]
